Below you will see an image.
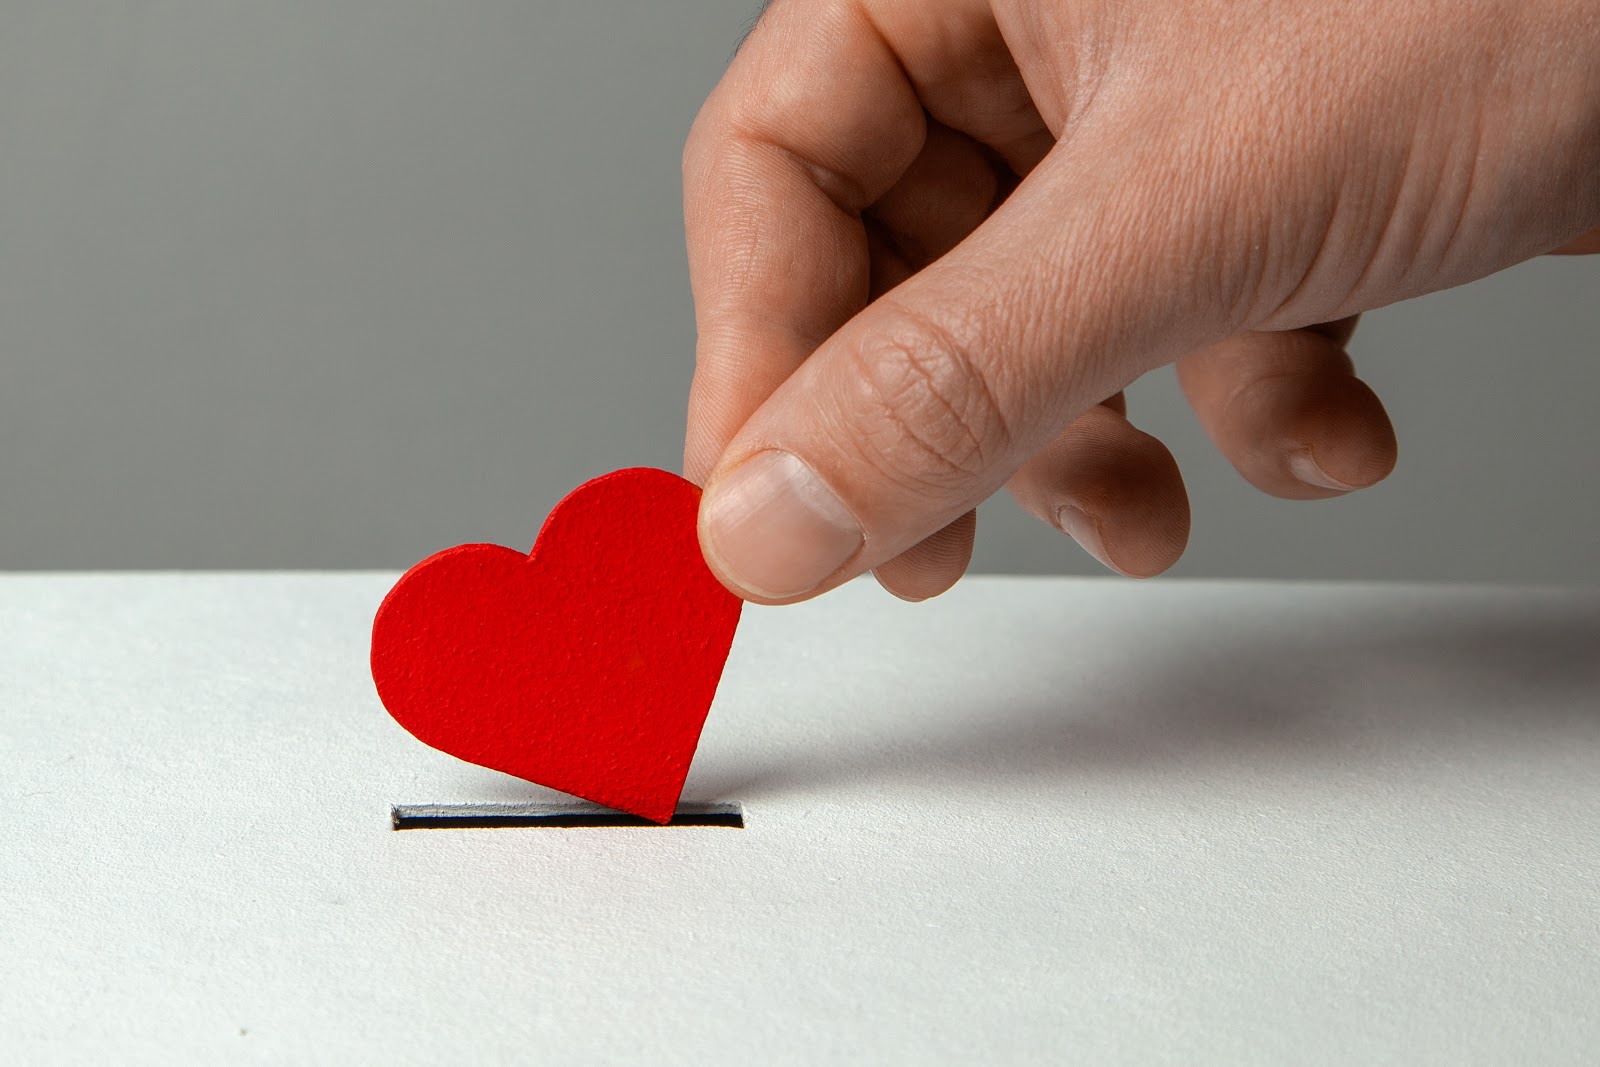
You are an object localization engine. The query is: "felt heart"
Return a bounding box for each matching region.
[370,468,743,823]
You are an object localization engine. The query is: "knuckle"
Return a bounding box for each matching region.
[843,303,1013,491]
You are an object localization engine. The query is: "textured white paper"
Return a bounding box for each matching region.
[4,574,1599,1064]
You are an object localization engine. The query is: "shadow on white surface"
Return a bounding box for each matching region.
[688,592,1600,802]
[8,575,1600,1064]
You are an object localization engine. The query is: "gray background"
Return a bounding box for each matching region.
[3,1,1596,580]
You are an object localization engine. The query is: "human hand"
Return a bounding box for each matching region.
[683,0,1600,602]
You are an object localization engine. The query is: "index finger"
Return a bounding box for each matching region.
[681,1,925,481]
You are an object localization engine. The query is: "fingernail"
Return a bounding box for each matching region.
[701,450,864,599]
[1055,505,1125,576]
[1287,447,1358,491]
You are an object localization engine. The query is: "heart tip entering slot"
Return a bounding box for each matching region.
[390,800,744,830]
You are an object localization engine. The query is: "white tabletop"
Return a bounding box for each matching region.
[5,574,1599,1064]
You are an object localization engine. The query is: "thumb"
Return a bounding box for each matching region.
[697,141,1244,603]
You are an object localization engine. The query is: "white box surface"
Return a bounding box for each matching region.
[5,575,1599,1063]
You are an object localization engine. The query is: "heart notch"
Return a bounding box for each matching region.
[371,468,743,824]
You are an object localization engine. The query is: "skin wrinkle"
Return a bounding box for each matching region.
[1415,119,1487,293]
[1376,35,1485,292]
[1234,7,1449,326]
[1036,163,1203,392]
[1243,56,1338,323]
[1193,27,1353,330]
[1437,2,1512,272]
[1323,131,1423,323]
[1256,170,1348,331]
[845,303,1011,492]
[1266,4,1550,324]
[1057,57,1259,345]
[994,5,1108,138]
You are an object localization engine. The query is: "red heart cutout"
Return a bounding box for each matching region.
[370,468,742,823]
